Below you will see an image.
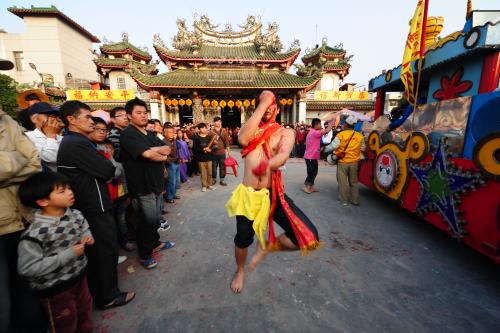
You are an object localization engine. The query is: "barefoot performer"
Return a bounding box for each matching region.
[226,90,320,293]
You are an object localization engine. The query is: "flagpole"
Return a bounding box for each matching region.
[408,0,429,157]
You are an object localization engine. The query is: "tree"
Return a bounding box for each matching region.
[0,74,19,117]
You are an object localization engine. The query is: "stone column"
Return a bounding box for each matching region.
[160,95,167,123]
[150,100,160,120]
[292,95,297,124]
[298,99,307,123]
[192,98,204,123]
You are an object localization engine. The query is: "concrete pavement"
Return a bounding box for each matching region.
[93,155,500,333]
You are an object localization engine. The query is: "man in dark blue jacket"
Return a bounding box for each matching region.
[57,101,135,309]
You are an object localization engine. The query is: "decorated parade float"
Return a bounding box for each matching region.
[361,1,500,262]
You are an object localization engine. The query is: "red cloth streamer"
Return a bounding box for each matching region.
[241,120,320,252]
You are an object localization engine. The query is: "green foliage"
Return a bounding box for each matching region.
[0,74,19,117]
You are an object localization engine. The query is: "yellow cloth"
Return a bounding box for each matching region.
[226,184,271,249]
[336,130,364,163]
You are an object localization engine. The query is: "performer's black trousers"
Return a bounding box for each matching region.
[234,193,319,248]
[85,211,120,308]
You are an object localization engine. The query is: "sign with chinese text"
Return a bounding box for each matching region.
[66,90,135,101]
[314,91,370,101]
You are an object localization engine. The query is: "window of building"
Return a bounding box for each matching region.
[13,51,24,71]
[117,76,126,90]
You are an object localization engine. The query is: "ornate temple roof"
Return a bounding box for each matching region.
[100,33,152,60]
[296,37,351,77]
[302,38,346,63]
[128,67,320,91]
[154,45,300,63]
[8,5,100,43]
[152,15,301,69]
[95,33,157,75]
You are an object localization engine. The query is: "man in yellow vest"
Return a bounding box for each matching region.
[325,115,365,206]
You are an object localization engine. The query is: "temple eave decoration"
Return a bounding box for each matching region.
[152,15,303,71]
[127,67,321,91]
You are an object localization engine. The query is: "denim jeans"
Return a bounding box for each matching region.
[166,163,180,200]
[131,193,162,260]
[212,154,226,180]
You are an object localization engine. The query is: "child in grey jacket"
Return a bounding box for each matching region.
[18,172,94,333]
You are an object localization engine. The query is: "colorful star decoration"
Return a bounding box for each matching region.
[410,140,482,237]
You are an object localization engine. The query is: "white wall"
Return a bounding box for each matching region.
[317,73,340,91]
[108,71,138,91]
[0,15,97,87]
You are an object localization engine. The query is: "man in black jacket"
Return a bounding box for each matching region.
[57,101,135,309]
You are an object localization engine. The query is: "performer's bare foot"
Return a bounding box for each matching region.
[312,186,319,192]
[249,245,268,272]
[231,271,245,293]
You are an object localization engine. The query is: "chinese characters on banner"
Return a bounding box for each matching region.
[66,90,135,101]
[314,91,370,101]
[400,0,428,105]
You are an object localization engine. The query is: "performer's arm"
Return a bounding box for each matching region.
[238,90,275,147]
[268,129,294,170]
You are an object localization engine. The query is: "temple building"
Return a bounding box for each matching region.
[126,15,321,126]
[89,32,159,111]
[296,37,375,121]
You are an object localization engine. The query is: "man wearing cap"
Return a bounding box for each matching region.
[0,58,47,332]
[16,89,49,131]
[325,115,365,206]
[24,102,63,172]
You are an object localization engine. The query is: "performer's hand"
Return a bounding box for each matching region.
[252,160,269,176]
[259,91,275,107]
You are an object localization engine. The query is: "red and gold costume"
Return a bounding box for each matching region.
[227,120,320,252]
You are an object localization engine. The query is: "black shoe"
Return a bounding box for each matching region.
[220,180,227,186]
[166,199,175,203]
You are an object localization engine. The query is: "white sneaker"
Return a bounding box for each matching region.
[201,187,207,192]
[157,220,171,233]
[118,256,127,264]
[208,186,216,190]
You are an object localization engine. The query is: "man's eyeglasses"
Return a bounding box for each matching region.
[95,128,108,133]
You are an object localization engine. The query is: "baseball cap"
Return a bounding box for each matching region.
[27,102,60,116]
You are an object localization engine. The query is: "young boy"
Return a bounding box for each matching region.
[17,172,94,333]
[193,123,215,192]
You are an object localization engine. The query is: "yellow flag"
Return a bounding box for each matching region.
[401,0,428,105]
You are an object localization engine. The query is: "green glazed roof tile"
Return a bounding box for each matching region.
[94,57,157,74]
[302,45,345,62]
[101,41,152,59]
[130,68,320,89]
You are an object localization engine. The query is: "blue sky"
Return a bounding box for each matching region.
[1,0,498,87]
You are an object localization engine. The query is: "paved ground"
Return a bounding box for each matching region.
[93,154,500,333]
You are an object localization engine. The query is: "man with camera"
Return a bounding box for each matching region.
[325,115,365,206]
